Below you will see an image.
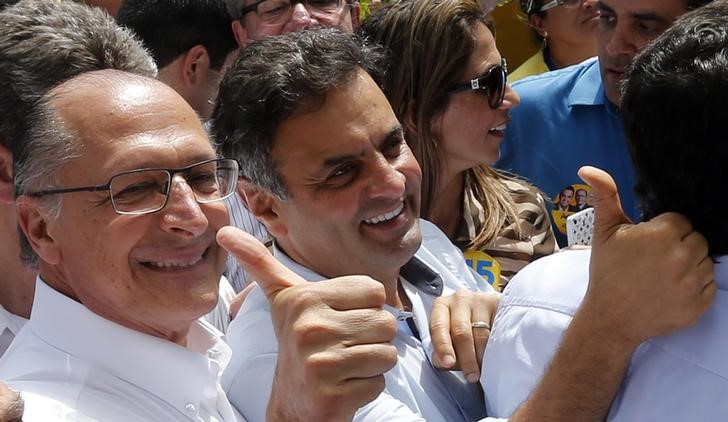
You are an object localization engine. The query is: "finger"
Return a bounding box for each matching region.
[578,166,632,244]
[217,226,306,301]
[697,257,716,293]
[313,343,398,381]
[649,212,695,241]
[333,308,397,346]
[315,277,387,311]
[470,311,491,373]
[681,230,709,262]
[449,299,479,382]
[429,299,456,369]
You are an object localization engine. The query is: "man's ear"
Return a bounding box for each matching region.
[181,45,211,88]
[231,20,250,48]
[239,182,288,238]
[15,196,61,265]
[529,14,547,39]
[0,144,13,205]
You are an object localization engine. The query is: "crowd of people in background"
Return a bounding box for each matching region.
[0,0,725,421]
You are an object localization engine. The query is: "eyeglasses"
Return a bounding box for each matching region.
[529,0,584,13]
[25,158,239,215]
[239,0,344,25]
[449,58,508,109]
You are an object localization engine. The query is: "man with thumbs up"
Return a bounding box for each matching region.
[213,30,494,421]
[481,3,725,419]
[212,28,714,422]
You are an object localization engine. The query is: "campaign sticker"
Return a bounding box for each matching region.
[464,250,501,290]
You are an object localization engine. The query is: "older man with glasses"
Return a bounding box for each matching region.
[0,69,240,421]
[226,0,360,47]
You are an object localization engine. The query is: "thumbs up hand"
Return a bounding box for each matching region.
[577,166,716,348]
[217,227,398,421]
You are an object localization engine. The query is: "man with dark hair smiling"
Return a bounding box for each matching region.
[483,2,728,419]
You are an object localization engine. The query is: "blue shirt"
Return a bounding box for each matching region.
[481,249,728,420]
[496,58,639,246]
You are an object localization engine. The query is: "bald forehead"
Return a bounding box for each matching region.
[48,70,201,139]
[49,70,174,110]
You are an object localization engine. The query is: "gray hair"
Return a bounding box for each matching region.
[224,0,243,20]
[210,29,385,198]
[0,0,157,150]
[13,93,80,268]
[1,0,156,267]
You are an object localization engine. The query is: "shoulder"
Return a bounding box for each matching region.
[512,57,598,100]
[502,248,590,311]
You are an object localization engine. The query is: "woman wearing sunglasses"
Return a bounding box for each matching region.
[509,0,599,81]
[360,0,556,291]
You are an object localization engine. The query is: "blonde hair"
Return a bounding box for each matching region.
[366,0,526,249]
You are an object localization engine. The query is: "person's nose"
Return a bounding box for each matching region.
[605,24,638,59]
[499,84,520,110]
[284,2,315,33]
[159,174,209,238]
[365,158,407,201]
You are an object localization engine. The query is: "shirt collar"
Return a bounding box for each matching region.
[0,304,27,336]
[272,239,444,296]
[567,58,611,108]
[29,277,231,415]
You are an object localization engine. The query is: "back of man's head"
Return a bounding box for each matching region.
[621,0,728,255]
[211,29,383,198]
[117,0,237,71]
[0,0,156,151]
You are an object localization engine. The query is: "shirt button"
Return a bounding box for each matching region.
[185,403,197,413]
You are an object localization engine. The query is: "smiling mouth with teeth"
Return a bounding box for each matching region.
[488,124,507,135]
[364,203,405,225]
[142,251,205,269]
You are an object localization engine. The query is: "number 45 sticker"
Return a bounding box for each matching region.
[464,250,501,290]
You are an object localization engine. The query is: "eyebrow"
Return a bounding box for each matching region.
[321,124,404,169]
[597,1,672,25]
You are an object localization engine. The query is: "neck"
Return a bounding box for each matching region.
[428,172,464,239]
[0,207,35,319]
[547,39,596,70]
[39,264,192,347]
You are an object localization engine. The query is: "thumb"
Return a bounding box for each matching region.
[578,166,632,244]
[217,226,306,302]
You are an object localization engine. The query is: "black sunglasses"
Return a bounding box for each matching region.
[449,58,508,109]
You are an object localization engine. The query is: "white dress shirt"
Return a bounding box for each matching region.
[482,249,728,421]
[203,276,237,334]
[223,219,500,422]
[0,304,26,357]
[0,278,242,422]
[224,193,270,292]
